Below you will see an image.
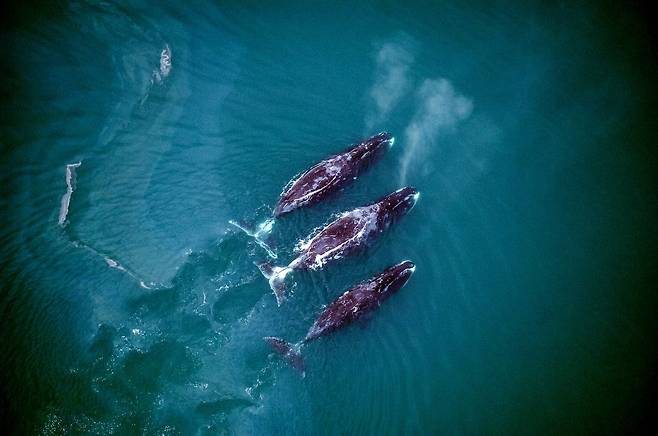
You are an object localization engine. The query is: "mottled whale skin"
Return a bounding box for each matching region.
[273,132,394,217]
[230,133,393,259]
[264,260,416,374]
[260,186,419,305]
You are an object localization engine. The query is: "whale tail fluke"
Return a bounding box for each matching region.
[264,337,305,376]
[229,218,277,259]
[257,263,292,306]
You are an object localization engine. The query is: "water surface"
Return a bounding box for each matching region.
[1,1,656,434]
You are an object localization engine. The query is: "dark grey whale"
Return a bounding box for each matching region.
[259,187,419,305]
[274,132,394,217]
[230,133,394,258]
[264,260,416,374]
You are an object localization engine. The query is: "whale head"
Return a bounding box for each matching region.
[351,132,394,163]
[379,260,416,297]
[379,186,419,222]
[368,132,395,150]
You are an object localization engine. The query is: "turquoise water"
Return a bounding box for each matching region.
[1,1,656,434]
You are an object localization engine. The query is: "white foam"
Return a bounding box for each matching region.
[159,44,172,78]
[152,44,172,83]
[151,44,172,85]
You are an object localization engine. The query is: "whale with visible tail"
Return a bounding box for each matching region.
[230,133,394,256]
[258,187,419,305]
[264,260,416,375]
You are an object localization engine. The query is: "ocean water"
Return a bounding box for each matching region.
[1,1,656,434]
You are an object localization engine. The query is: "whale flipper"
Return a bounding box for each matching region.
[264,337,305,376]
[230,218,277,259]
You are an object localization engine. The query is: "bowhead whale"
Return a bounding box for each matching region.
[264,260,416,374]
[230,133,394,258]
[274,132,394,216]
[259,187,419,305]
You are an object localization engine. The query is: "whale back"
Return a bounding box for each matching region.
[305,261,415,341]
[297,206,379,270]
[273,133,393,216]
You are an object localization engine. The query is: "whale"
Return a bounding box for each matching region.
[259,186,419,305]
[274,132,394,217]
[230,133,394,257]
[264,260,416,375]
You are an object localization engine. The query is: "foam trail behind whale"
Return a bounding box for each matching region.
[399,78,473,185]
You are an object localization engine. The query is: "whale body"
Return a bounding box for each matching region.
[273,132,394,217]
[259,187,419,305]
[264,260,416,374]
[231,133,394,258]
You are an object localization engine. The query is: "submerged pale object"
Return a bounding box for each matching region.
[58,162,81,226]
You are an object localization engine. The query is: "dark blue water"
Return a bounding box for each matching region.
[1,1,656,434]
